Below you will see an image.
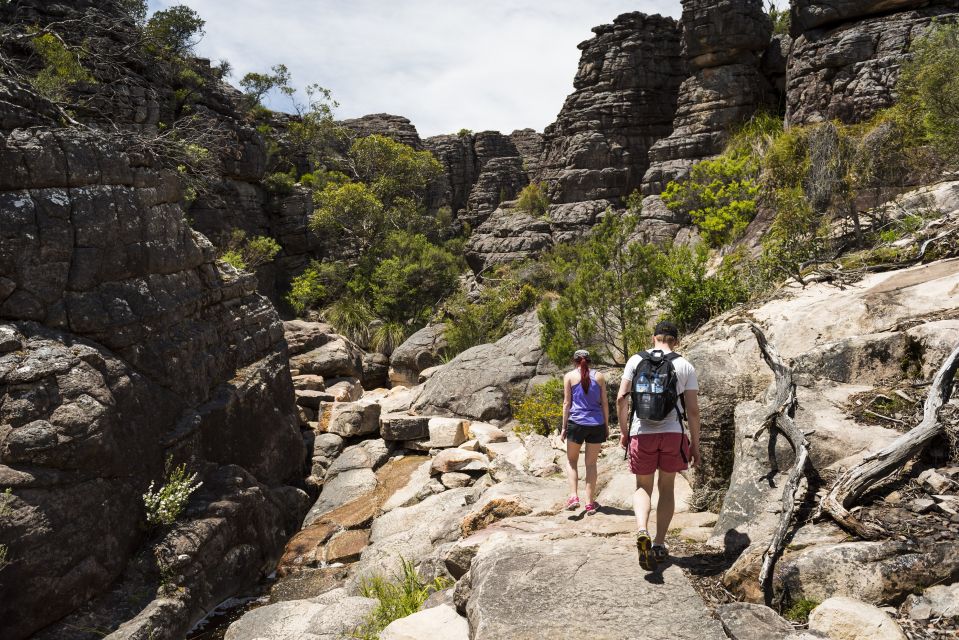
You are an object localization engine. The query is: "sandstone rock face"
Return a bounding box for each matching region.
[0,78,304,639]
[341,113,423,149]
[642,0,773,196]
[389,324,448,387]
[785,3,959,126]
[790,0,931,33]
[464,203,554,273]
[807,597,907,640]
[539,12,685,204]
[424,129,540,227]
[413,313,555,421]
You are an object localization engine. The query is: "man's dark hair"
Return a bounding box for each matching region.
[653,320,679,339]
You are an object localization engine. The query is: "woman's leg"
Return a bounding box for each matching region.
[584,442,602,504]
[566,439,582,498]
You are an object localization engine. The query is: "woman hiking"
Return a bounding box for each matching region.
[561,349,609,515]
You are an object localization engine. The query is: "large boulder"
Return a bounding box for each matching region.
[326,402,381,438]
[413,313,554,421]
[389,324,448,387]
[290,336,364,380]
[224,587,376,640]
[807,597,907,640]
[379,604,470,640]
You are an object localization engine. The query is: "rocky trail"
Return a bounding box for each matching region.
[207,316,730,638]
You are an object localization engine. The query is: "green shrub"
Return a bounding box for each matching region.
[457,128,473,137]
[767,1,790,36]
[657,244,750,333]
[444,274,539,356]
[285,261,346,314]
[538,212,659,364]
[783,598,820,623]
[240,63,293,110]
[512,378,564,436]
[145,5,206,56]
[516,182,550,217]
[369,231,463,328]
[118,0,148,25]
[263,171,296,196]
[352,558,452,640]
[897,20,959,160]
[29,32,95,102]
[142,457,202,527]
[220,249,246,271]
[662,153,760,248]
[323,297,376,347]
[219,230,281,272]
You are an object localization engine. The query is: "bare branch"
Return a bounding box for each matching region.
[821,341,959,538]
[749,323,811,605]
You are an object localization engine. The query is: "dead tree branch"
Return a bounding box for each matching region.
[821,342,959,538]
[749,323,810,604]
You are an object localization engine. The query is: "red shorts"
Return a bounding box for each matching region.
[629,433,689,475]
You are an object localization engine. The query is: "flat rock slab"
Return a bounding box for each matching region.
[380,604,469,640]
[465,534,725,640]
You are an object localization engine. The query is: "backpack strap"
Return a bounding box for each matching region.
[663,352,687,424]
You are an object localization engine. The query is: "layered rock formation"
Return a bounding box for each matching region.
[538,12,685,204]
[641,0,774,196]
[425,130,543,229]
[785,1,959,125]
[0,77,305,639]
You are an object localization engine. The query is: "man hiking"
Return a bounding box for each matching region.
[616,321,702,571]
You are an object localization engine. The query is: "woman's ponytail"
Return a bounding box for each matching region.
[578,356,590,393]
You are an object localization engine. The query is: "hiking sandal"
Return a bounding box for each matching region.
[565,495,581,511]
[636,530,657,571]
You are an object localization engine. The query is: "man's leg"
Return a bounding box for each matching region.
[654,471,677,545]
[584,442,601,504]
[633,473,655,532]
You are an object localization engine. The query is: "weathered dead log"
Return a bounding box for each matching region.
[749,324,811,604]
[821,342,959,539]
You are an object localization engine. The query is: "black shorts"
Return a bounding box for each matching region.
[566,421,607,444]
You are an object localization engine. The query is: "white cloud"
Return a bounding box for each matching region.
[148,0,683,137]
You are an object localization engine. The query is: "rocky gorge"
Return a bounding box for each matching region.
[2,0,959,639]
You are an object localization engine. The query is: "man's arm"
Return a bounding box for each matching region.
[683,389,702,468]
[616,376,631,448]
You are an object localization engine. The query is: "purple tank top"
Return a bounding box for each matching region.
[569,370,604,425]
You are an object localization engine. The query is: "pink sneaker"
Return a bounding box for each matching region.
[584,501,600,516]
[565,495,581,510]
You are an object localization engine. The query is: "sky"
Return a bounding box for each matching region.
[147,1,684,137]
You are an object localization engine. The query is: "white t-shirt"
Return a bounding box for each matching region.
[622,349,698,435]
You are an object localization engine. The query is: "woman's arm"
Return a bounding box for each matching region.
[597,373,610,427]
[562,373,572,440]
[616,376,631,448]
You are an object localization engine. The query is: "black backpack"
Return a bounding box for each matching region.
[630,350,685,422]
